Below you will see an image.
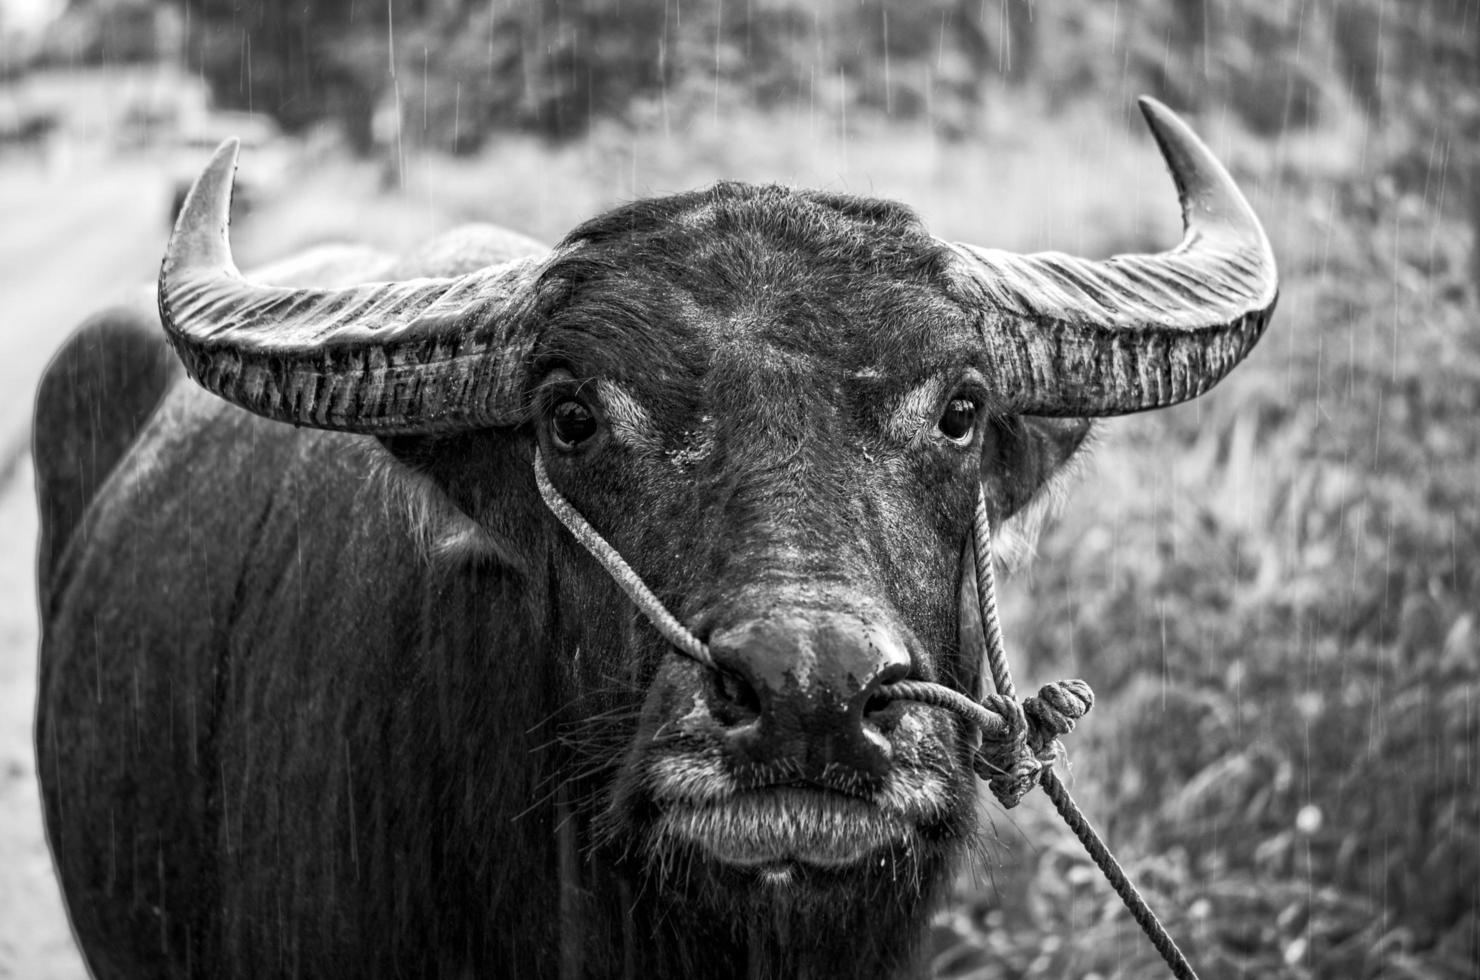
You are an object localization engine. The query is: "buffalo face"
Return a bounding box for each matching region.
[525,186,1083,919]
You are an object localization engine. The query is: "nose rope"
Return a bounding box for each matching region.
[970,492,1014,700]
[534,449,716,671]
[532,447,1199,980]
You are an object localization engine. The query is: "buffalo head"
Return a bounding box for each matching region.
[144,97,1275,972]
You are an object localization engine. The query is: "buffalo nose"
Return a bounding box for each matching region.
[705,613,912,779]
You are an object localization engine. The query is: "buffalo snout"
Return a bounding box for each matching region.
[704,610,913,784]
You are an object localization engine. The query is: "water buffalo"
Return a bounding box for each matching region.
[34,98,1275,979]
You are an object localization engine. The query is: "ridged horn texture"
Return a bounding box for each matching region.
[158,139,546,434]
[949,96,1278,417]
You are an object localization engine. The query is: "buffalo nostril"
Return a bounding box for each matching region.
[712,667,761,725]
[862,661,911,730]
[863,690,893,718]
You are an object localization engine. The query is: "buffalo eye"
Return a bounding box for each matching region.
[551,399,598,449]
[938,397,977,444]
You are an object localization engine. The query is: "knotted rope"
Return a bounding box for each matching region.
[533,448,1199,979]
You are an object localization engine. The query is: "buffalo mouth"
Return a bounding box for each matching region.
[651,787,918,871]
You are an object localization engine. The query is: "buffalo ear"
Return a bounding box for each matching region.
[980,417,1093,565]
[375,433,534,571]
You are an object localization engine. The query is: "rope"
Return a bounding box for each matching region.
[963,491,1200,980]
[885,680,1011,740]
[1040,771,1198,980]
[972,494,1014,701]
[534,448,715,670]
[533,450,1199,979]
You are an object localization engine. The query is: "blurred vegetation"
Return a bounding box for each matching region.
[30,2,1480,185]
[130,0,1471,165]
[12,0,1480,977]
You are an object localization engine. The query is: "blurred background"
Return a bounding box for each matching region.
[0,1,1476,977]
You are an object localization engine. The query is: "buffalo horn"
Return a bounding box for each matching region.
[950,96,1278,416]
[158,140,545,434]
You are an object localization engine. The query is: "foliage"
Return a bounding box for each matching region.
[172,0,383,152]
[168,0,1029,152]
[161,0,1480,158]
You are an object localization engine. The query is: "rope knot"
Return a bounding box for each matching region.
[1024,678,1094,755]
[974,679,1094,809]
[973,692,1037,807]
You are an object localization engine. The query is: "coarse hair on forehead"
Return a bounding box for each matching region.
[530,183,964,389]
[541,182,957,310]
